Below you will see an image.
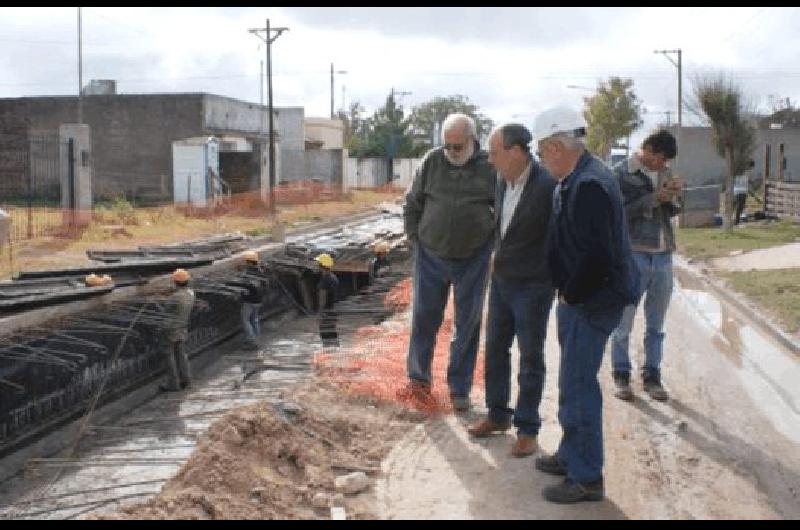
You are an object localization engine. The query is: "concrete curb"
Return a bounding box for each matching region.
[673,254,800,357]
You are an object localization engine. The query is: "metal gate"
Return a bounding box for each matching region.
[0,132,68,241]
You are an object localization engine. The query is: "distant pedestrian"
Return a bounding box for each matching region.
[467,123,556,458]
[533,105,639,504]
[610,129,680,402]
[734,159,754,225]
[403,113,496,412]
[160,268,196,391]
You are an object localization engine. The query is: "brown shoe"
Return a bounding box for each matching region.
[511,434,537,457]
[467,417,511,438]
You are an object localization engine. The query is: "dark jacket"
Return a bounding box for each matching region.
[548,151,640,313]
[492,159,556,284]
[164,286,195,342]
[240,264,268,304]
[613,156,681,253]
[403,141,496,259]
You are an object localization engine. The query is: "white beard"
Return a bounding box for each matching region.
[444,141,475,167]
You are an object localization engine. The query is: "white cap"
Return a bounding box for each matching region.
[532,105,587,143]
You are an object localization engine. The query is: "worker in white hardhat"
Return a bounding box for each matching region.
[236,249,268,351]
[314,253,340,348]
[532,105,640,504]
[158,268,197,391]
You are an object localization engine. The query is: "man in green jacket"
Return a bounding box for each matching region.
[160,268,196,391]
[403,113,496,411]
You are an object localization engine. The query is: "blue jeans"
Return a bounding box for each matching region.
[610,251,673,379]
[484,276,554,436]
[241,302,261,344]
[556,302,622,483]
[407,240,492,398]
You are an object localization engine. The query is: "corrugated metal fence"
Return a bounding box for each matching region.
[0,132,68,241]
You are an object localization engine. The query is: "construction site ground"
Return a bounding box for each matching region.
[1,214,799,520]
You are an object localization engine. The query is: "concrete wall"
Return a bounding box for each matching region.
[279,149,343,186]
[669,126,800,187]
[0,94,303,204]
[304,118,344,149]
[343,157,421,190]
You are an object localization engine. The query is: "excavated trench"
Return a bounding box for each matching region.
[0,212,409,480]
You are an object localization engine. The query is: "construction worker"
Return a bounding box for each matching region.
[372,241,391,276]
[314,253,339,348]
[160,268,196,391]
[237,250,267,350]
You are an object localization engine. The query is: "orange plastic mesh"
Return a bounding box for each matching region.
[314,279,485,416]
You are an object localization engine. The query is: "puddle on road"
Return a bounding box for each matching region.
[675,282,800,443]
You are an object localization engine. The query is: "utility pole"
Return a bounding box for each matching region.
[330,63,347,119]
[249,19,288,215]
[259,60,264,135]
[654,48,682,127]
[655,48,682,170]
[77,7,83,124]
[386,88,412,185]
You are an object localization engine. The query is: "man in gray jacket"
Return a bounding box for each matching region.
[610,129,680,402]
[403,113,496,411]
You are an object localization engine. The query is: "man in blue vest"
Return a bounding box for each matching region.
[467,124,556,458]
[533,106,640,504]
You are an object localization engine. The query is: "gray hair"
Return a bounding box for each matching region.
[550,135,585,152]
[441,113,477,142]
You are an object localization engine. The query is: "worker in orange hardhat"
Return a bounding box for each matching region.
[158,268,196,391]
[314,253,339,348]
[235,249,268,350]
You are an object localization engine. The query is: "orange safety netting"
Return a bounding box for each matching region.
[314,279,485,416]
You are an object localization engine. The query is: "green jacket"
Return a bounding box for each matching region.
[403,142,496,259]
[164,286,195,342]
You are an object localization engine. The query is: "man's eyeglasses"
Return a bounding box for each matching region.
[443,143,465,152]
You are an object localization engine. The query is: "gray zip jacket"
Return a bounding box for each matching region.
[403,141,496,259]
[614,156,681,253]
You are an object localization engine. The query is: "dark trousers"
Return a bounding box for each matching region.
[164,339,191,390]
[319,311,339,347]
[484,277,554,435]
[734,192,747,224]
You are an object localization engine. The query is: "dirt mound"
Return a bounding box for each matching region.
[87,383,415,520]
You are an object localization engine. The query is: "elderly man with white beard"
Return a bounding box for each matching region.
[403,113,496,412]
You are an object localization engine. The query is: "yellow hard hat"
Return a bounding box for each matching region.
[172,268,191,283]
[314,253,334,269]
[241,250,259,263]
[373,242,390,255]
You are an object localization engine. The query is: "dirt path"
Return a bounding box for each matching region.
[376,269,799,519]
[710,241,800,271]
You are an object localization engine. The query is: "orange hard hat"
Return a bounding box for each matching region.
[241,250,259,263]
[172,268,191,283]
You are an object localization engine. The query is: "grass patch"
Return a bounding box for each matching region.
[677,219,800,261]
[720,268,800,333]
[0,189,403,280]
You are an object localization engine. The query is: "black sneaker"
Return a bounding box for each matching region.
[535,453,568,476]
[643,373,669,402]
[543,478,604,504]
[612,371,633,401]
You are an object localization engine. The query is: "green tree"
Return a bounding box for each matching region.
[692,73,756,232]
[349,92,422,159]
[408,95,493,150]
[582,77,643,160]
[336,101,366,152]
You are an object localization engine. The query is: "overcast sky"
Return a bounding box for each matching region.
[2,6,799,147]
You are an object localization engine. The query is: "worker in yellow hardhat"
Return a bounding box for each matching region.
[372,241,391,276]
[159,268,196,391]
[314,253,339,348]
[236,249,268,351]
